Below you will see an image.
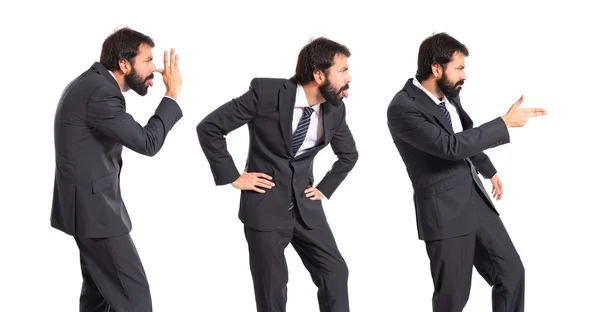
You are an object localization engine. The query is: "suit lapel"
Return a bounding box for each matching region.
[321,102,334,145]
[450,97,474,130]
[278,79,297,156]
[405,80,454,134]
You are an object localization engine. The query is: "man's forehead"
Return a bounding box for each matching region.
[137,43,153,57]
[450,52,465,62]
[333,54,348,66]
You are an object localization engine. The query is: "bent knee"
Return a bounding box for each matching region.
[500,260,525,290]
[128,284,152,310]
[324,260,349,282]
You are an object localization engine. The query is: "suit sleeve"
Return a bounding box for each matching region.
[469,152,497,179]
[196,78,261,185]
[86,84,183,157]
[316,105,359,199]
[387,98,510,161]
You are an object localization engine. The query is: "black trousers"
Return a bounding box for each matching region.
[244,205,349,312]
[74,233,152,312]
[425,185,526,312]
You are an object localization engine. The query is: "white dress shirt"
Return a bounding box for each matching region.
[292,84,324,156]
[292,84,327,199]
[413,78,463,133]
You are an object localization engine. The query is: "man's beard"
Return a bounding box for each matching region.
[319,79,349,107]
[125,68,153,96]
[437,72,464,98]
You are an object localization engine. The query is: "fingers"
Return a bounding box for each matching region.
[160,49,177,76]
[163,50,169,73]
[256,178,274,189]
[494,189,502,200]
[497,183,503,200]
[526,108,547,116]
[154,69,164,74]
[170,48,175,68]
[492,182,503,200]
[248,173,275,189]
[251,172,272,180]
[304,186,321,200]
[251,186,266,194]
[305,189,317,199]
[240,172,275,192]
[513,95,524,107]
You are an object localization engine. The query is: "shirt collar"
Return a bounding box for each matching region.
[296,84,322,114]
[412,77,451,106]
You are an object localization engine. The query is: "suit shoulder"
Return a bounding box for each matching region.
[248,77,289,89]
[66,67,116,95]
[388,89,415,112]
[86,73,122,100]
[246,78,291,101]
[59,70,100,100]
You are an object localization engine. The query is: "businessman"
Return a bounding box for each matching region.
[51,27,183,311]
[197,37,358,312]
[387,32,546,312]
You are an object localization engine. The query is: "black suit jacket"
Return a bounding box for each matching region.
[197,77,358,231]
[387,79,510,241]
[51,62,183,238]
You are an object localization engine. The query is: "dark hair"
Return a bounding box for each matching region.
[415,32,469,82]
[294,37,351,85]
[99,27,155,71]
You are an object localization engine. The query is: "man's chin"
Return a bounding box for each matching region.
[132,87,149,96]
[330,99,344,107]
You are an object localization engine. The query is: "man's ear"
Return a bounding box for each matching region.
[118,59,131,74]
[431,63,443,79]
[313,70,326,85]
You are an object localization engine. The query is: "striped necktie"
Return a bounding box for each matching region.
[438,101,453,129]
[289,106,313,210]
[292,107,314,156]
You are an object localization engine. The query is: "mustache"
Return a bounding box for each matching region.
[455,80,464,87]
[340,84,349,92]
[145,73,154,81]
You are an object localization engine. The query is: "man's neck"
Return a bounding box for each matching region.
[420,78,444,101]
[301,84,325,106]
[109,70,128,92]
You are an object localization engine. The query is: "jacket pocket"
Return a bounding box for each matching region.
[423,176,457,198]
[91,172,116,194]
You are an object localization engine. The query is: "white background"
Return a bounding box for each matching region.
[1,0,598,311]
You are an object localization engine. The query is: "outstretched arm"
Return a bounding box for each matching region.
[387,100,510,161]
